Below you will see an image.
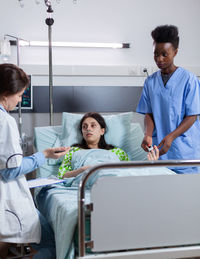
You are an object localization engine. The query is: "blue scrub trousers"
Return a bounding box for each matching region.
[31,210,56,259]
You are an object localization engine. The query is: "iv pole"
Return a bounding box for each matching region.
[44,0,54,126]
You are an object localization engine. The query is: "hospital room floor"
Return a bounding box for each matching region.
[6,244,36,259]
[5,244,200,259]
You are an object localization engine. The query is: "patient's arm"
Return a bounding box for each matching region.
[57,147,81,178]
[62,165,91,178]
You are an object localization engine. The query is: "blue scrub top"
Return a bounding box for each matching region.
[137,67,200,174]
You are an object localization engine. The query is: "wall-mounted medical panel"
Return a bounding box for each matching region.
[32,86,143,113]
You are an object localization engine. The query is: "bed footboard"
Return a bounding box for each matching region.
[78,160,200,258]
[76,245,200,259]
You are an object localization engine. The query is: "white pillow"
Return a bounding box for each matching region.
[61,112,134,152]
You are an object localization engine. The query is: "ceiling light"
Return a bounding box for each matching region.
[10,40,130,49]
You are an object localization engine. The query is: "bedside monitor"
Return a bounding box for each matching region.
[16,75,33,110]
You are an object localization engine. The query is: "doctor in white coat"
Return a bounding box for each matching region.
[0,63,69,259]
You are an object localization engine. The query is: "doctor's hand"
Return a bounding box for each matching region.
[141,135,152,152]
[43,147,70,159]
[157,134,174,156]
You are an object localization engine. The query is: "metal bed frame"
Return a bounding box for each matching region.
[78,160,200,258]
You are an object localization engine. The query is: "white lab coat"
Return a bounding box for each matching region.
[0,107,22,169]
[0,175,41,243]
[0,107,41,243]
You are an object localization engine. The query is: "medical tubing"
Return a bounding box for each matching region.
[78,159,200,257]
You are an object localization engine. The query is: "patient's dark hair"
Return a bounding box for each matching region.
[151,25,179,49]
[73,112,114,150]
[0,63,29,96]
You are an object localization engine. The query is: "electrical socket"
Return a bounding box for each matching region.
[128,66,138,76]
[140,66,156,76]
[140,66,149,76]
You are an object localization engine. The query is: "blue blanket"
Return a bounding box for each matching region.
[72,149,120,169]
[63,149,120,188]
[36,149,174,259]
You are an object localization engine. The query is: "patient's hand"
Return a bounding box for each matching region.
[43,147,70,159]
[62,165,91,178]
[147,146,159,161]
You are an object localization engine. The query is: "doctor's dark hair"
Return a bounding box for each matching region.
[73,112,114,150]
[151,25,179,49]
[0,63,29,96]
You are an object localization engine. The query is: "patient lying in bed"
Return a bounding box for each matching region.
[35,113,170,259]
[58,112,159,179]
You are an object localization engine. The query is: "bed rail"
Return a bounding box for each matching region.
[78,159,200,257]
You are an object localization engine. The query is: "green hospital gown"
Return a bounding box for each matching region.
[58,147,129,178]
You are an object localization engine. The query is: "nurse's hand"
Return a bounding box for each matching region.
[43,147,70,159]
[141,135,152,152]
[158,135,173,156]
[147,146,159,160]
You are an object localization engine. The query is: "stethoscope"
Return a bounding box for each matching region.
[6,154,23,169]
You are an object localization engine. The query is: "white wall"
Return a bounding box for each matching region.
[0,0,200,78]
[1,0,200,152]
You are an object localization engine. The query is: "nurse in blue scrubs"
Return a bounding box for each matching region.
[136,25,200,174]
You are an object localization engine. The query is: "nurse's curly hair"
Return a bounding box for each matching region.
[151,25,179,49]
[0,63,29,96]
[73,112,114,150]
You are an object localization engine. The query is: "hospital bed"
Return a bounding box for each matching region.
[34,112,200,259]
